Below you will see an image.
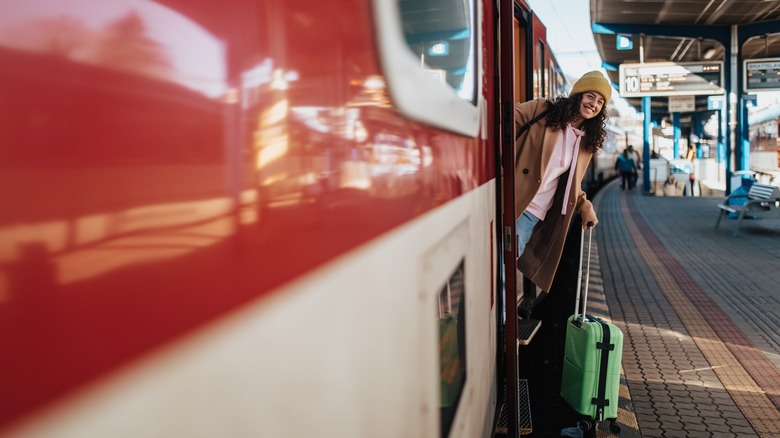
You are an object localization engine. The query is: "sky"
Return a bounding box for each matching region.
[526,0,602,80]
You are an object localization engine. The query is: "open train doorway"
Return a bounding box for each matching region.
[497,1,553,436]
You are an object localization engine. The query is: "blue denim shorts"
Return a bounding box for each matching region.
[516,210,540,256]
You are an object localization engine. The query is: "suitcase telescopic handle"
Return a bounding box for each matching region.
[573,224,594,322]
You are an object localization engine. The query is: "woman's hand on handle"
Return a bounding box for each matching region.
[581,209,598,229]
[582,220,597,229]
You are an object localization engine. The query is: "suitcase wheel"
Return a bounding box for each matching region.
[577,419,595,432]
[609,419,621,434]
[577,418,621,435]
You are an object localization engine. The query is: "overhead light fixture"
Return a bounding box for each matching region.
[703,48,717,59]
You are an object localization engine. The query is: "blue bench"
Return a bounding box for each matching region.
[715,183,780,237]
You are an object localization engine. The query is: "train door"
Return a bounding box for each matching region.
[518,15,550,319]
[497,2,534,436]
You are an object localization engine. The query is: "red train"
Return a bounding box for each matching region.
[1,1,581,436]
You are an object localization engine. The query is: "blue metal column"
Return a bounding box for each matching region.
[724,90,733,195]
[724,29,734,195]
[643,96,651,192]
[717,108,724,164]
[672,112,681,158]
[731,26,750,170]
[739,98,750,170]
[694,112,704,158]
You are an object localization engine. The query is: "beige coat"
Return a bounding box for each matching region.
[514,98,597,291]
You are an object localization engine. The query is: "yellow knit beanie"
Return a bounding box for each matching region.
[571,71,612,102]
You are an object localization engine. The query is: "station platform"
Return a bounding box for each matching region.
[520,179,780,437]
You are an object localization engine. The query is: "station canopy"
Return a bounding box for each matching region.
[590,0,780,118]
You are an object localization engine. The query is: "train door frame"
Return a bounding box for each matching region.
[498,2,534,436]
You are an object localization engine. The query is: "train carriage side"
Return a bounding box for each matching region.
[585,124,624,191]
[0,0,571,436]
[0,0,506,437]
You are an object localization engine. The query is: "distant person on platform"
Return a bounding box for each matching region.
[627,144,641,188]
[615,148,638,190]
[685,145,696,161]
[513,71,610,292]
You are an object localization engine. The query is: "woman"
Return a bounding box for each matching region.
[513,71,611,292]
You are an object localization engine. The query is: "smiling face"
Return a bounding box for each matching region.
[579,91,605,119]
[572,91,606,127]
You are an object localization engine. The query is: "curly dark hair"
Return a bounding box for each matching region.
[544,93,607,153]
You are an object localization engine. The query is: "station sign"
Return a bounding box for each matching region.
[668,96,695,113]
[619,61,725,97]
[707,96,723,110]
[616,34,633,51]
[744,58,780,92]
[744,94,757,108]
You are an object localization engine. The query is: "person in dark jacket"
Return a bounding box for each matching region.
[615,148,637,190]
[513,71,611,291]
[627,144,641,188]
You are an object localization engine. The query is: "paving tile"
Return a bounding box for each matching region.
[660,419,685,431]
[729,425,760,436]
[683,422,708,432]
[706,424,733,434]
[675,407,700,419]
[686,431,713,438]
[637,426,664,437]
[653,406,679,418]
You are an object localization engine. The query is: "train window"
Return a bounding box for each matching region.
[398,0,475,102]
[371,0,480,137]
[552,67,567,98]
[438,260,466,438]
[535,40,545,98]
[548,60,558,98]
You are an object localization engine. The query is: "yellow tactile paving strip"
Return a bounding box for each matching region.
[620,195,780,435]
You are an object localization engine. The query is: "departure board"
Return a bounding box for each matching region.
[619,61,724,97]
[744,58,780,92]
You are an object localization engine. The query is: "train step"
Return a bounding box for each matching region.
[494,378,532,436]
[517,318,542,346]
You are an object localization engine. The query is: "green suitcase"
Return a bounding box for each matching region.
[560,226,623,430]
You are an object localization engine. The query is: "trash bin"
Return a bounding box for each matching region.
[726,184,753,218]
[731,170,756,191]
[741,176,757,190]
